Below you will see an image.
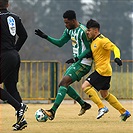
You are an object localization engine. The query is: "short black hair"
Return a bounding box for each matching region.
[0,0,8,9]
[63,10,76,20]
[86,19,100,29]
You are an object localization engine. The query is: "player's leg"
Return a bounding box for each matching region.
[51,85,68,112]
[0,87,27,128]
[83,85,105,109]
[67,86,91,116]
[4,78,22,103]
[102,91,131,121]
[4,69,28,121]
[4,52,22,103]
[42,76,70,120]
[4,74,28,126]
[42,62,91,120]
[2,51,28,128]
[0,87,20,110]
[82,82,108,119]
[66,62,92,115]
[82,71,109,119]
[98,74,131,121]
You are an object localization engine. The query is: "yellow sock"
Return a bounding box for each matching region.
[105,93,126,114]
[84,87,104,109]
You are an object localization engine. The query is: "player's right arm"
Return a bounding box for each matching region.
[35,29,70,47]
[47,30,70,47]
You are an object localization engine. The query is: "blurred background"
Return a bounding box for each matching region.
[8,0,133,62]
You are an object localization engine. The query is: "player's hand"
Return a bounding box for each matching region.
[85,51,92,58]
[35,29,48,39]
[65,57,79,64]
[114,58,122,66]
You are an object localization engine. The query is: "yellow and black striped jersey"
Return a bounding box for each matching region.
[91,34,121,76]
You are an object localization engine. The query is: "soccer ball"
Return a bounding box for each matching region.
[35,109,48,122]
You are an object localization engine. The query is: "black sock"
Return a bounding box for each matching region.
[0,88,20,110]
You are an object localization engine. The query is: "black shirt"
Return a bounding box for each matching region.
[0,9,27,51]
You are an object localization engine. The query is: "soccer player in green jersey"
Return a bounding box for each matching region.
[35,10,106,120]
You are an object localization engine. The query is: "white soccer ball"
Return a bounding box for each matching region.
[35,109,48,122]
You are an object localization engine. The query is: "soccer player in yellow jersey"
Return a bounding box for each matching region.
[82,19,131,121]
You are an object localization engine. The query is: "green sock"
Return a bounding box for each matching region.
[67,86,84,106]
[51,86,67,112]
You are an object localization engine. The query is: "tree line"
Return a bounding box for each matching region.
[9,0,133,61]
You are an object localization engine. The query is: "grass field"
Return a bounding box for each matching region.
[0,100,133,133]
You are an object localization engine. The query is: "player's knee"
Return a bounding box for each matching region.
[82,81,90,91]
[59,76,72,87]
[59,80,68,88]
[81,84,85,90]
[100,90,108,99]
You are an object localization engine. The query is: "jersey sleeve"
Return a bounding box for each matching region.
[15,17,28,51]
[102,38,120,58]
[110,44,121,58]
[77,31,92,60]
[47,29,70,47]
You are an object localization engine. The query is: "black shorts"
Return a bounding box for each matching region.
[86,71,111,91]
[0,50,20,83]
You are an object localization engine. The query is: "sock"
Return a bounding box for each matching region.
[67,86,84,106]
[105,93,126,114]
[84,87,104,109]
[51,86,67,112]
[0,88,20,110]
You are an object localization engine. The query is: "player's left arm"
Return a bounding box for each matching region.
[104,40,122,66]
[109,43,120,57]
[110,43,122,66]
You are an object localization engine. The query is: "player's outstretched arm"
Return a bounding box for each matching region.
[35,29,70,47]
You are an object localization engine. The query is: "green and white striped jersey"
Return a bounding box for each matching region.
[47,23,92,66]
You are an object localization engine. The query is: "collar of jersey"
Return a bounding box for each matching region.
[93,34,101,41]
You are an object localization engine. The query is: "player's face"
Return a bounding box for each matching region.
[64,18,75,30]
[86,28,97,39]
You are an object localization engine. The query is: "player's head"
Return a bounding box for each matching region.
[0,0,9,9]
[63,10,76,20]
[86,19,100,30]
[86,19,100,39]
[63,10,77,30]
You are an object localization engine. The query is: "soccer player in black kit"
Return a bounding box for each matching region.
[0,0,28,130]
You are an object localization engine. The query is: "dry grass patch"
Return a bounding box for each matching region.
[0,100,133,133]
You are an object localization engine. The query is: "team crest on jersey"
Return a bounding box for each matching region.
[94,44,97,48]
[7,16,16,36]
[71,37,77,46]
